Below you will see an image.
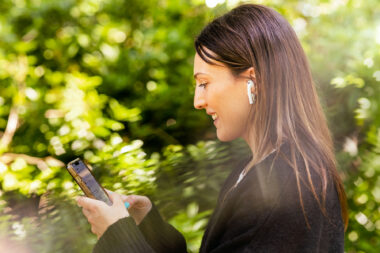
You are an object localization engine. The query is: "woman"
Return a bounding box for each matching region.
[77,4,348,252]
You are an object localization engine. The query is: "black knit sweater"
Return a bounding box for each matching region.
[93,142,344,253]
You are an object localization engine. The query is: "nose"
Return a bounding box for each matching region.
[193,88,206,110]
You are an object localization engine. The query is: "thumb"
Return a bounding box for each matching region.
[107,191,124,206]
[105,189,114,195]
[106,190,134,205]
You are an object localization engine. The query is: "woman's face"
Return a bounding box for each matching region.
[193,52,254,142]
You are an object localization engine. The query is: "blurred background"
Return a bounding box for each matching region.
[0,0,379,252]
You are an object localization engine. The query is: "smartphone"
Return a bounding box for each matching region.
[67,158,112,206]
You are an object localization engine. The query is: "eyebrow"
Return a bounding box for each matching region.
[193,72,208,79]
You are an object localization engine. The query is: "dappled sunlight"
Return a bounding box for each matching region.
[0,0,379,252]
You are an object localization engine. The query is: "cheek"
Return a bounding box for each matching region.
[219,105,250,138]
[210,83,239,106]
[209,80,249,119]
[222,90,250,119]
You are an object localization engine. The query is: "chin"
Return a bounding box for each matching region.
[216,131,238,142]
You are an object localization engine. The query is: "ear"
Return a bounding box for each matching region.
[240,67,257,93]
[240,67,256,81]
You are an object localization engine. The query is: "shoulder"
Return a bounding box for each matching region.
[232,142,296,212]
[213,142,344,250]
[236,141,341,221]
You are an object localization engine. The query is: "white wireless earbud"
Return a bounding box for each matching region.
[247,80,256,104]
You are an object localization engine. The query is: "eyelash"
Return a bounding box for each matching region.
[198,82,208,88]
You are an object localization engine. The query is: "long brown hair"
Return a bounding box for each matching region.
[194,4,348,230]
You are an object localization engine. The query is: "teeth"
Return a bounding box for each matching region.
[212,113,218,120]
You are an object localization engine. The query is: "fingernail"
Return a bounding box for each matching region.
[124,202,130,209]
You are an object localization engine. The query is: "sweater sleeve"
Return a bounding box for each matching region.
[92,216,155,253]
[92,203,187,253]
[138,203,188,253]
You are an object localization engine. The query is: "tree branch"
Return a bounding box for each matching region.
[0,153,65,171]
[0,107,19,148]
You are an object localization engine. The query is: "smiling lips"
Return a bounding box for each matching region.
[211,113,218,121]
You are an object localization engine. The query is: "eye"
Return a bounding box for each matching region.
[198,82,208,88]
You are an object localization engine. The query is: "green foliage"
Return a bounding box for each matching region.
[0,0,379,252]
[169,203,212,253]
[313,1,380,250]
[0,194,97,253]
[154,139,249,217]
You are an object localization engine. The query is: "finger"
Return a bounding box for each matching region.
[91,225,97,235]
[82,208,92,219]
[75,195,85,207]
[77,196,105,211]
[121,194,136,205]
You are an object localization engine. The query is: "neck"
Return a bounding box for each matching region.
[242,132,256,159]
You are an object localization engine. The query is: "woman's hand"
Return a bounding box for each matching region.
[76,191,129,239]
[106,189,152,225]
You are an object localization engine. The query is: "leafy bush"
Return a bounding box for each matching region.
[0,0,379,252]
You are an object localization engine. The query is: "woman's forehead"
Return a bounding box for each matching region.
[193,53,227,78]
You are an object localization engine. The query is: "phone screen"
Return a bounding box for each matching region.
[67,158,112,206]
